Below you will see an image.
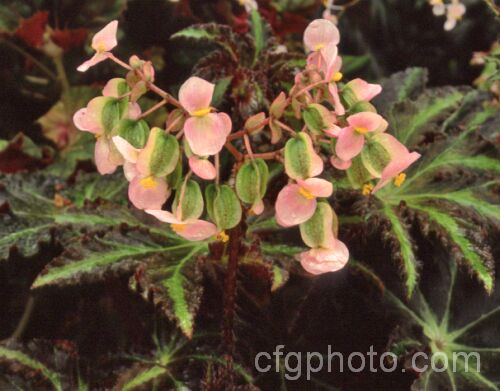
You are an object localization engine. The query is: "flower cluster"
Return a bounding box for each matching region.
[74,18,420,276]
[429,0,466,30]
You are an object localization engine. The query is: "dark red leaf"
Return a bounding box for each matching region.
[51,28,88,51]
[15,11,49,48]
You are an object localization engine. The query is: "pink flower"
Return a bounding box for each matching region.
[335,112,388,161]
[179,77,232,156]
[344,78,382,102]
[188,156,217,180]
[145,210,218,241]
[372,150,421,193]
[303,19,340,53]
[112,135,171,210]
[73,97,129,174]
[77,20,118,72]
[298,238,349,275]
[275,178,333,227]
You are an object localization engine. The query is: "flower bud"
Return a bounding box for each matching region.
[270,92,287,119]
[244,112,266,133]
[302,103,335,135]
[236,159,269,207]
[115,118,149,148]
[173,179,204,221]
[137,127,180,177]
[299,202,338,248]
[211,185,242,230]
[284,132,323,180]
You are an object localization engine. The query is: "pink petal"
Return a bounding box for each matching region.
[303,19,340,52]
[178,76,214,115]
[302,132,324,177]
[275,184,317,227]
[299,240,349,275]
[335,127,365,161]
[372,133,409,158]
[84,96,109,131]
[95,137,118,175]
[328,83,345,116]
[91,20,118,52]
[347,112,384,133]
[103,78,124,97]
[123,161,139,181]
[251,199,265,215]
[372,152,421,193]
[189,156,217,180]
[298,178,333,198]
[127,102,142,120]
[217,112,233,137]
[112,136,140,163]
[128,176,170,210]
[184,113,229,156]
[330,156,352,170]
[346,78,382,101]
[173,220,218,241]
[325,55,342,81]
[73,108,100,134]
[77,52,109,72]
[324,124,342,138]
[145,209,180,224]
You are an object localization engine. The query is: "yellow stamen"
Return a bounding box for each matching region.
[216,231,230,243]
[362,183,374,196]
[394,173,406,187]
[192,107,211,117]
[314,43,326,51]
[298,187,315,200]
[95,134,101,140]
[171,223,187,233]
[140,176,157,189]
[95,42,107,53]
[355,126,369,135]
[332,72,343,82]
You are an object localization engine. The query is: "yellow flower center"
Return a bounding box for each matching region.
[314,43,326,51]
[355,126,369,135]
[171,223,186,233]
[298,187,315,200]
[192,108,211,117]
[362,183,374,196]
[394,173,406,187]
[95,42,107,53]
[140,176,157,189]
[332,72,343,82]
[216,231,230,243]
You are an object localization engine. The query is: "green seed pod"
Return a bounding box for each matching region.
[205,184,217,222]
[101,97,129,135]
[270,92,287,119]
[115,119,150,148]
[235,159,269,206]
[284,132,315,180]
[348,101,377,114]
[302,103,334,135]
[213,185,242,230]
[167,159,183,190]
[299,202,339,248]
[346,155,373,189]
[173,179,204,221]
[361,135,394,178]
[104,78,130,97]
[137,127,180,177]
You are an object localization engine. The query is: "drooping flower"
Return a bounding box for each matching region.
[299,242,349,274]
[77,20,118,72]
[430,0,446,15]
[372,150,421,193]
[343,78,382,103]
[179,77,232,156]
[146,210,217,241]
[275,178,333,227]
[298,202,349,274]
[335,112,388,161]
